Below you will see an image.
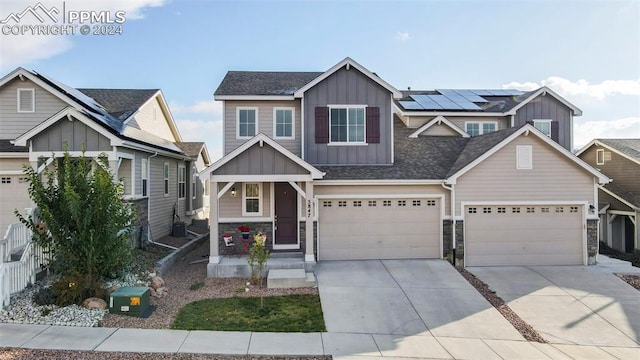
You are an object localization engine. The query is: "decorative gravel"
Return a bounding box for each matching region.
[456,266,548,343]
[0,349,330,360]
[617,274,640,291]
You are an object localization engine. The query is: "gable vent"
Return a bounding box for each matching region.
[516,145,533,169]
[17,88,35,112]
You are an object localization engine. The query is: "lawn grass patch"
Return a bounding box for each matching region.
[171,294,325,332]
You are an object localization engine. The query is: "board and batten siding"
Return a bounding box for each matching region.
[454,135,595,216]
[514,94,572,150]
[223,100,302,156]
[303,67,393,165]
[580,146,639,196]
[131,96,176,142]
[216,142,308,176]
[31,117,112,152]
[218,182,271,219]
[0,78,67,139]
[148,155,186,239]
[314,184,450,214]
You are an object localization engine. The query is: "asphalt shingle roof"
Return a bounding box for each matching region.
[0,139,27,152]
[78,89,158,121]
[603,182,640,208]
[175,142,205,159]
[597,139,640,161]
[396,90,538,113]
[214,71,323,96]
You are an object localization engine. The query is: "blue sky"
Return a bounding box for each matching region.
[1,0,638,160]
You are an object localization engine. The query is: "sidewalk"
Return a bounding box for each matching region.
[2,323,639,359]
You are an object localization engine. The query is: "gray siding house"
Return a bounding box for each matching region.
[0,68,211,240]
[202,57,608,277]
[577,139,640,253]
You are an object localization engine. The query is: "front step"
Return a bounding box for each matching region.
[267,268,316,289]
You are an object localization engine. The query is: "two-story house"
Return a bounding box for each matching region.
[0,68,211,241]
[577,139,639,253]
[201,58,608,277]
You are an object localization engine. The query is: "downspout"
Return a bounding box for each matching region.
[147,152,158,242]
[442,182,455,265]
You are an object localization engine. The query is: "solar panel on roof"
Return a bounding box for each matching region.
[427,95,464,110]
[398,100,424,110]
[489,89,511,96]
[470,90,495,96]
[410,95,443,110]
[454,100,482,110]
[502,89,524,96]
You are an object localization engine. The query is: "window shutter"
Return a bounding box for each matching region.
[551,121,559,142]
[315,107,329,144]
[366,107,380,143]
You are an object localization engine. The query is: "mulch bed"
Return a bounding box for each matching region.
[0,349,330,360]
[456,267,547,343]
[616,274,640,291]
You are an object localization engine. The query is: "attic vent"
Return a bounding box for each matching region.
[17,88,35,113]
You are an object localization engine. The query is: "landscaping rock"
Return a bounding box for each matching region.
[151,276,165,290]
[82,297,107,310]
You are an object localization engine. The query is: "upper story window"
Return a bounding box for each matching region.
[330,106,365,144]
[237,107,258,139]
[163,162,170,196]
[465,121,497,137]
[274,107,294,139]
[141,158,148,197]
[178,165,186,199]
[17,88,35,113]
[192,166,197,200]
[533,119,552,137]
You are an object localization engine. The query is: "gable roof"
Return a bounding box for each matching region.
[576,139,640,166]
[200,133,324,179]
[600,182,640,210]
[215,71,322,97]
[77,88,159,122]
[175,142,211,164]
[445,124,609,184]
[408,115,469,138]
[0,139,27,153]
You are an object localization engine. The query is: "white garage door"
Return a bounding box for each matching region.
[465,205,584,266]
[318,197,441,260]
[0,176,31,233]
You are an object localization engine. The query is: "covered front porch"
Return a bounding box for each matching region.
[200,134,324,277]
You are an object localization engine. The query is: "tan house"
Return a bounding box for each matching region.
[0,68,211,240]
[201,57,609,276]
[577,139,639,253]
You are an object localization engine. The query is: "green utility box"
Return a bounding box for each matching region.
[109,286,150,317]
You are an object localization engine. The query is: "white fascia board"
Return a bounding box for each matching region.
[200,133,324,179]
[506,86,582,116]
[293,57,402,98]
[400,111,505,117]
[120,140,186,159]
[14,107,123,147]
[408,115,469,138]
[0,153,29,158]
[214,95,295,101]
[445,124,611,185]
[212,174,313,182]
[315,179,444,185]
[29,150,117,162]
[576,140,640,166]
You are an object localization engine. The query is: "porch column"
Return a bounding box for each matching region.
[207,180,220,277]
[305,181,315,263]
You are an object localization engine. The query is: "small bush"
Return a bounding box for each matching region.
[190,281,205,291]
[599,242,640,267]
[52,275,104,306]
[32,287,57,306]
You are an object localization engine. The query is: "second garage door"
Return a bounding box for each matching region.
[318,197,441,260]
[465,204,584,266]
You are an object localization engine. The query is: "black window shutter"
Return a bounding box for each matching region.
[366,107,380,144]
[315,107,329,144]
[551,121,559,142]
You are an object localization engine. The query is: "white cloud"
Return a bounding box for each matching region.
[0,0,165,70]
[175,119,223,161]
[574,117,640,149]
[170,100,222,116]
[504,77,640,100]
[395,31,410,42]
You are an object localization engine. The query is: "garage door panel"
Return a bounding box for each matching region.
[465,205,583,266]
[319,197,441,261]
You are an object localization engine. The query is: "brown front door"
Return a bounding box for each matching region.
[274,182,298,248]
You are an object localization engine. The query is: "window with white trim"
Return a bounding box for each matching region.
[398,200,406,207]
[512,207,521,213]
[533,119,552,137]
[163,162,169,196]
[192,166,197,200]
[596,149,604,165]
[274,108,294,139]
[516,145,533,169]
[468,207,477,214]
[330,106,365,143]
[427,200,436,206]
[497,207,506,213]
[368,200,377,207]
[338,200,347,207]
[383,200,391,207]
[483,207,492,214]
[141,158,148,197]
[465,121,497,136]
[323,201,332,207]
[1,177,11,184]
[178,165,186,199]
[243,183,262,215]
[237,107,258,138]
[17,88,35,113]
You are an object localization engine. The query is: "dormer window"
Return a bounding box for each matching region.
[237,107,258,139]
[465,121,496,136]
[17,88,35,113]
[533,119,552,137]
[329,106,365,144]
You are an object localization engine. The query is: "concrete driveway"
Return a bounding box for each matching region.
[316,259,523,342]
[469,266,640,348]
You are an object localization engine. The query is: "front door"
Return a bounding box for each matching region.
[274,182,298,249]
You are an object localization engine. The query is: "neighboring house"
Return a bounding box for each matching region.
[0,68,211,240]
[577,139,640,253]
[201,57,608,276]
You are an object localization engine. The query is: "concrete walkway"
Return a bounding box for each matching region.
[3,323,640,359]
